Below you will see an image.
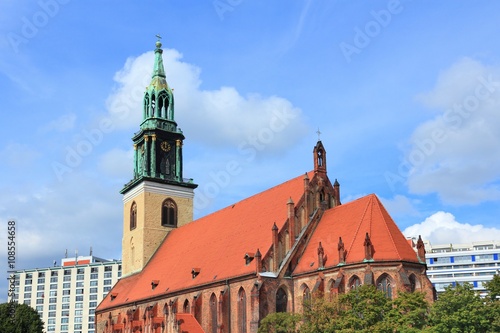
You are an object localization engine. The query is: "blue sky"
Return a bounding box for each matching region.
[2,0,500,301]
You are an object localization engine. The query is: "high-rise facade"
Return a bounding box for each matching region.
[11,255,121,333]
[424,240,500,296]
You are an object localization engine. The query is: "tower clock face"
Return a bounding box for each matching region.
[160,141,171,152]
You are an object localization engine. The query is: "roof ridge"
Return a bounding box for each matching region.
[195,170,314,222]
[373,195,402,260]
[346,195,372,260]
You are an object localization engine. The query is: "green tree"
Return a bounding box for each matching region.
[483,273,500,301]
[0,302,44,333]
[335,285,391,333]
[300,295,340,333]
[382,291,430,333]
[258,312,301,333]
[427,282,490,333]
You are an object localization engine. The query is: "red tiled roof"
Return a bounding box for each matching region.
[176,313,205,333]
[98,172,312,311]
[294,194,419,274]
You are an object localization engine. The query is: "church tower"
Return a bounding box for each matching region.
[120,38,198,277]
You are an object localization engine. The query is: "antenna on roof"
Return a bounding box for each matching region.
[90,246,93,256]
[65,249,68,258]
[75,250,78,265]
[53,260,57,267]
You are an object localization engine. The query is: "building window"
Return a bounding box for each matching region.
[183,299,190,313]
[130,202,137,230]
[302,285,311,306]
[161,199,177,227]
[50,284,57,289]
[37,285,44,291]
[75,296,83,301]
[24,286,32,292]
[50,277,58,283]
[104,272,112,278]
[377,274,393,299]
[49,297,57,303]
[104,279,112,285]
[238,288,247,333]
[210,293,217,333]
[77,268,85,274]
[349,276,362,289]
[89,294,97,300]
[276,287,288,313]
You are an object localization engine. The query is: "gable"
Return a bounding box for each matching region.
[293,194,419,274]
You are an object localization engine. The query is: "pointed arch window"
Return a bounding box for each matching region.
[349,275,361,290]
[238,288,247,333]
[302,285,311,306]
[149,94,156,118]
[276,287,288,313]
[317,149,323,166]
[377,274,393,299]
[209,293,217,333]
[161,199,177,227]
[130,202,137,230]
[409,274,419,292]
[183,299,190,313]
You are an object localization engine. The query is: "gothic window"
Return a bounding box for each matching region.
[161,199,177,227]
[302,284,311,306]
[151,95,156,117]
[209,293,217,333]
[377,274,393,299]
[130,202,137,230]
[276,287,288,313]
[183,299,190,313]
[409,274,419,292]
[349,275,361,290]
[317,149,323,166]
[144,94,150,119]
[238,288,247,333]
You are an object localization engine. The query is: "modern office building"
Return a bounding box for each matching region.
[423,240,500,296]
[11,255,121,333]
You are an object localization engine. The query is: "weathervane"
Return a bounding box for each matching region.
[156,34,162,41]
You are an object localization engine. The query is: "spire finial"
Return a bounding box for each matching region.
[316,128,321,141]
[155,34,162,49]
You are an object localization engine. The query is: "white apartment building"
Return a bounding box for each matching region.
[11,255,121,333]
[424,240,500,296]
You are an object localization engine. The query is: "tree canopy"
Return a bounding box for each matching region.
[0,302,44,333]
[260,275,500,333]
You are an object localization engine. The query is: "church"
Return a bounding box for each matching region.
[95,40,434,333]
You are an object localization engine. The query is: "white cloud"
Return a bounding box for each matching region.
[41,113,76,132]
[106,49,308,152]
[403,211,500,245]
[405,58,500,204]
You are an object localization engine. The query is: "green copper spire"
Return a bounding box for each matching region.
[149,35,169,92]
[141,37,175,124]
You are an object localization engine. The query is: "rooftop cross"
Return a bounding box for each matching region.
[316,128,322,141]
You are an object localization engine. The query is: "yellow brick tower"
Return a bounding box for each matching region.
[120,38,197,277]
